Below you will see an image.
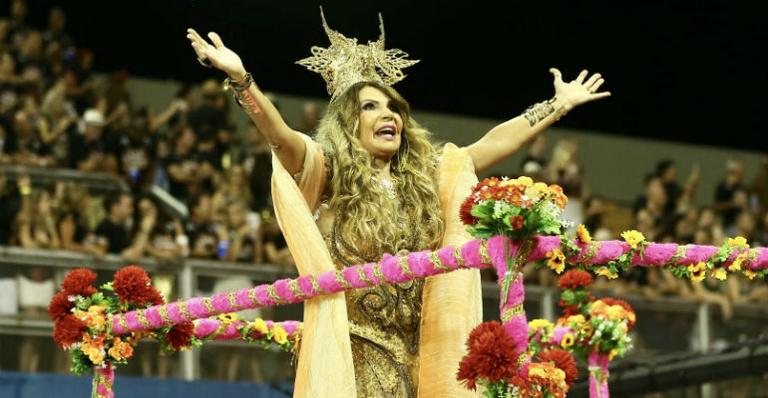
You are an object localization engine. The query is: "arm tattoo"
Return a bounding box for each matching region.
[233,89,262,116]
[523,97,559,127]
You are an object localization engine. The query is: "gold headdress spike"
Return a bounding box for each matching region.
[296,7,419,100]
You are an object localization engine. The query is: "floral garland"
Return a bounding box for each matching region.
[48,266,301,398]
[529,269,636,398]
[457,177,576,397]
[192,313,301,352]
[48,266,186,398]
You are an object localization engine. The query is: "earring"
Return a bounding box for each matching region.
[397,133,410,172]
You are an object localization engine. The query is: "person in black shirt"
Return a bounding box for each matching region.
[68,108,117,173]
[95,191,155,261]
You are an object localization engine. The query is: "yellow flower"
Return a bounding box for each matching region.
[728,253,748,272]
[606,305,627,320]
[83,344,105,365]
[516,176,533,187]
[252,318,268,335]
[576,224,592,244]
[581,323,594,336]
[528,363,549,378]
[217,313,239,323]
[560,332,575,348]
[743,270,757,280]
[529,363,566,385]
[88,305,106,315]
[727,236,748,249]
[688,262,706,282]
[621,230,646,249]
[609,349,619,361]
[528,318,554,334]
[546,249,566,274]
[712,268,727,281]
[595,266,618,279]
[566,314,586,326]
[525,182,549,200]
[272,325,288,345]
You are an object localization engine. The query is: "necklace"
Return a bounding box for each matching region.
[372,176,397,199]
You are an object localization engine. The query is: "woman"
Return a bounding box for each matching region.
[187,14,608,396]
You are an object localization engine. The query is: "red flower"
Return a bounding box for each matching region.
[459,196,478,225]
[559,302,580,318]
[599,297,636,330]
[165,321,195,351]
[538,349,578,387]
[557,269,593,290]
[61,268,98,296]
[509,215,525,230]
[53,315,87,348]
[113,265,165,306]
[457,321,520,390]
[48,291,73,321]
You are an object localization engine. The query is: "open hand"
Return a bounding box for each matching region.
[186,29,246,79]
[550,68,611,110]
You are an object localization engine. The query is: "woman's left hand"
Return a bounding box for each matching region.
[550,68,611,110]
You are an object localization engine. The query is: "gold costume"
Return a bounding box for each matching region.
[268,11,482,397]
[271,135,481,397]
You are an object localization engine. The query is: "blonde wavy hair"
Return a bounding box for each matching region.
[314,81,444,265]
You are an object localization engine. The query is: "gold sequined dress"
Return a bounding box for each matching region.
[271,134,482,398]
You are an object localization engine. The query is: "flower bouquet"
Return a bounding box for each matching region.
[49,266,192,398]
[457,176,576,397]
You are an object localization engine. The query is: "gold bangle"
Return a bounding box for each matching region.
[224,72,254,92]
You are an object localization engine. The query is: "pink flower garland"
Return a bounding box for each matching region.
[110,236,768,335]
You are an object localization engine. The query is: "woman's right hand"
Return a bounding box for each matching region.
[186,29,246,80]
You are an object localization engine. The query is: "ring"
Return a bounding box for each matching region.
[197,57,212,68]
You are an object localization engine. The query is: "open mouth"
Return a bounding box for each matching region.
[375,125,398,141]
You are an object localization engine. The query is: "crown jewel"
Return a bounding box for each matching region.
[296,8,419,100]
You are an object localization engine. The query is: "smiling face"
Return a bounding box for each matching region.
[357,85,404,163]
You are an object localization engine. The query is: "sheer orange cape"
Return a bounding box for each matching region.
[271,135,482,397]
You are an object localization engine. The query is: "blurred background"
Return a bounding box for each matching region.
[0,1,766,397]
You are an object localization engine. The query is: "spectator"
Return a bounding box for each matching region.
[145,200,184,261]
[42,7,73,51]
[18,188,60,250]
[56,182,103,256]
[0,171,23,244]
[94,191,155,261]
[184,193,219,259]
[40,78,78,163]
[242,124,273,212]
[4,108,53,166]
[547,138,586,229]
[519,134,548,182]
[68,108,117,173]
[222,200,259,263]
[583,195,613,240]
[212,164,254,219]
[166,126,212,202]
[299,100,320,133]
[714,159,746,229]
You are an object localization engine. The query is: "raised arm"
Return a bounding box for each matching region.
[186,29,306,174]
[466,68,610,175]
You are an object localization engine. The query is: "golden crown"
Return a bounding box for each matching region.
[296,8,419,100]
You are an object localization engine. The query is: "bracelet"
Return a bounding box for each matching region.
[522,97,567,127]
[223,72,254,93]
